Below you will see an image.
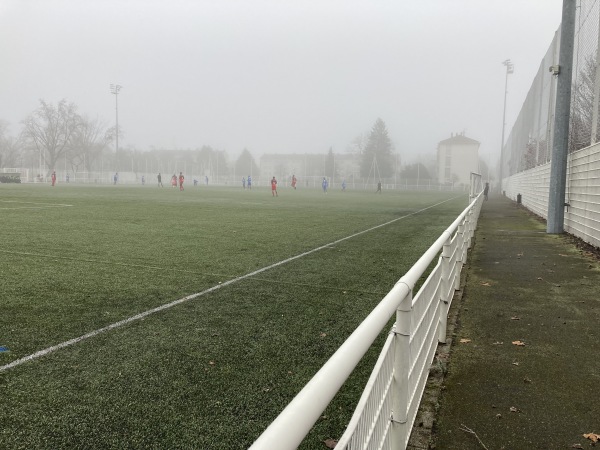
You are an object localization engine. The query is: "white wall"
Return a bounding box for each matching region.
[503,143,600,248]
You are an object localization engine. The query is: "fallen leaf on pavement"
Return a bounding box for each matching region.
[509,406,520,413]
[480,282,492,286]
[512,340,526,346]
[324,438,338,448]
[459,338,472,344]
[584,433,600,443]
[571,444,584,449]
[511,316,520,320]
[319,332,327,338]
[512,362,519,366]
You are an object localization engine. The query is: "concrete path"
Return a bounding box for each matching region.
[432,195,600,449]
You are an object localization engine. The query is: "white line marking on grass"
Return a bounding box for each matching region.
[0,249,231,278]
[0,200,73,210]
[0,195,461,373]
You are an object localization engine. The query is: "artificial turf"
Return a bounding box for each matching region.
[1,183,467,449]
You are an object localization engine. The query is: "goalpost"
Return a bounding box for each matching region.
[470,172,483,202]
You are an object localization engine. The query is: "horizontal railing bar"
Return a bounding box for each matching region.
[250,194,481,450]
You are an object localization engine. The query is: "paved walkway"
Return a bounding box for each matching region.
[431,195,600,449]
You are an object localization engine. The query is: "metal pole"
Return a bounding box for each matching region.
[116,94,119,171]
[110,84,122,172]
[499,59,513,192]
[548,0,576,234]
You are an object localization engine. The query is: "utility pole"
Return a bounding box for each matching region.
[499,59,514,193]
[110,84,122,172]
[547,0,576,234]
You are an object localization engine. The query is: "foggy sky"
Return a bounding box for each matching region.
[0,0,562,163]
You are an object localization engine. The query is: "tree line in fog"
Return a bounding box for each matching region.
[1,99,412,181]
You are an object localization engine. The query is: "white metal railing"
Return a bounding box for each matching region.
[250,184,484,450]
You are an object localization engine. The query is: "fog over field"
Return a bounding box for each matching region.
[1,0,562,163]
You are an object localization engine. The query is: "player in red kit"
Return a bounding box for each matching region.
[179,172,185,191]
[291,174,297,190]
[51,171,57,186]
[271,176,278,196]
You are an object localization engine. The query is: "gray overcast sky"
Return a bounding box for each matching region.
[0,0,562,163]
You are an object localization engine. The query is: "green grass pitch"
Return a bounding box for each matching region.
[0,183,467,449]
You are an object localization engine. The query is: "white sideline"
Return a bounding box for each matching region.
[0,196,460,373]
[0,249,230,278]
[0,200,73,209]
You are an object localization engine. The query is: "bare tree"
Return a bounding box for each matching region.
[67,115,113,174]
[0,120,23,168]
[347,133,367,154]
[570,55,596,152]
[21,99,81,175]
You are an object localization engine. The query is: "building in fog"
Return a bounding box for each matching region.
[437,133,480,186]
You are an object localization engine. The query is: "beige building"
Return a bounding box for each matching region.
[437,133,480,186]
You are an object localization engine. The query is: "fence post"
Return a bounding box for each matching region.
[465,207,475,248]
[391,290,412,448]
[438,236,452,344]
[454,218,466,290]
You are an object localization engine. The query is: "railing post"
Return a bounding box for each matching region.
[455,218,466,290]
[465,207,474,248]
[438,236,452,344]
[391,289,412,448]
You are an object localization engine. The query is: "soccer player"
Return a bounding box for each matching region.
[51,171,57,187]
[157,172,163,187]
[179,172,185,191]
[171,174,177,188]
[291,174,297,190]
[322,177,328,193]
[242,177,246,189]
[247,175,252,190]
[271,176,278,196]
[376,181,382,193]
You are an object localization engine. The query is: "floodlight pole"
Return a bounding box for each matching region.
[548,0,577,233]
[110,84,122,172]
[499,59,514,192]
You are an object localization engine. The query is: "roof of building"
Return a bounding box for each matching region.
[438,134,480,146]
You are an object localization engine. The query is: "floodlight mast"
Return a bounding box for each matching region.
[548,0,576,234]
[110,84,122,172]
[499,59,514,193]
